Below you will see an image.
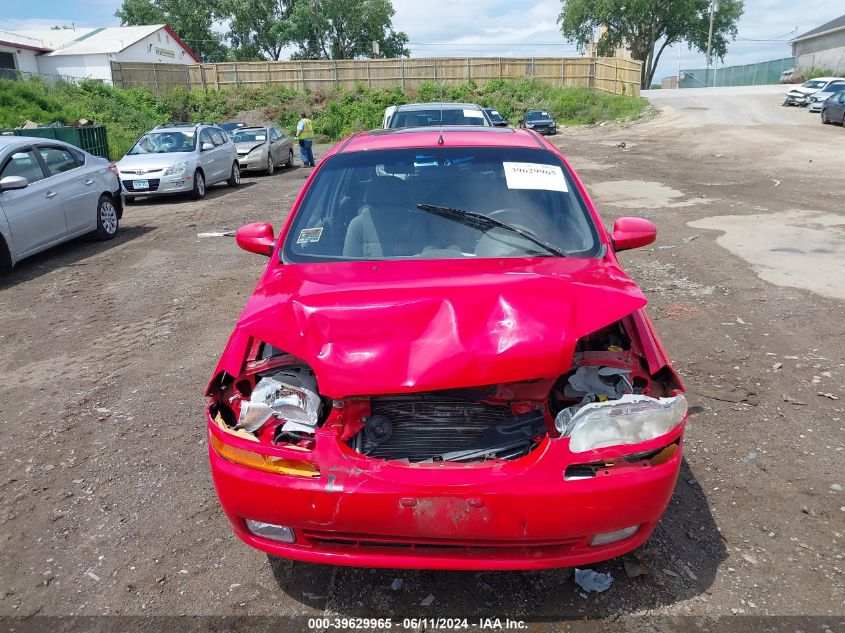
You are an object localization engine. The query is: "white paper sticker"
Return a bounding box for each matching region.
[296,227,323,244]
[463,109,485,118]
[503,162,568,192]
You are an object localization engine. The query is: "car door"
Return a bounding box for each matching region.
[834,92,845,119]
[210,128,231,182]
[0,147,67,256]
[198,128,219,181]
[276,128,292,161]
[270,128,283,163]
[37,144,98,234]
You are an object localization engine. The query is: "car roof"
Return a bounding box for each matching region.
[150,126,201,133]
[0,136,73,150]
[394,102,484,112]
[810,77,845,82]
[337,127,547,154]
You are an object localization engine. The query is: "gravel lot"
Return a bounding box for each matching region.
[1,86,843,628]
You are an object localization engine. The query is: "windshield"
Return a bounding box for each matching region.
[234,129,268,143]
[802,80,827,89]
[389,108,490,128]
[526,111,552,121]
[129,131,196,154]
[822,83,845,93]
[282,147,601,263]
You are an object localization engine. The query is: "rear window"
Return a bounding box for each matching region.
[282,147,601,263]
[389,108,489,128]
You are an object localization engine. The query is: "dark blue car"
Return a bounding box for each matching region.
[821,90,845,125]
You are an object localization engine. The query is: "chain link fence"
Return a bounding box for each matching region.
[679,57,795,88]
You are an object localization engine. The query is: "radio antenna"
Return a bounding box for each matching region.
[438,81,444,145]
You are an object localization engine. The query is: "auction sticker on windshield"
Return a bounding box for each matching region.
[463,109,485,118]
[297,227,323,244]
[503,162,567,192]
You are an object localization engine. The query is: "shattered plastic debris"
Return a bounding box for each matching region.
[574,568,613,593]
[236,373,322,432]
[682,234,700,243]
[197,231,236,238]
[391,578,404,591]
[740,451,759,463]
[420,594,435,606]
[782,394,807,406]
[817,392,840,400]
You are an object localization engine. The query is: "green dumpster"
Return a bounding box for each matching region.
[0,125,110,159]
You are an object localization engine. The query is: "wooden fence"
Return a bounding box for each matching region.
[111,57,641,96]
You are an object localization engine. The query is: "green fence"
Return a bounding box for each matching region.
[0,126,110,158]
[680,57,795,88]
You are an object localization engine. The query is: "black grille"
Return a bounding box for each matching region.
[123,179,161,192]
[364,396,510,461]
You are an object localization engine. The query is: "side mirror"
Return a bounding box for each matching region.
[236,222,275,257]
[0,175,28,191]
[201,142,214,151]
[611,217,657,252]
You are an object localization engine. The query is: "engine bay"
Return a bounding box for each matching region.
[208,316,683,465]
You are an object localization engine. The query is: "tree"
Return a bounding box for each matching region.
[226,0,296,61]
[115,0,230,62]
[287,0,410,60]
[558,0,744,89]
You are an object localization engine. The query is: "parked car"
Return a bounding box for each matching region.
[117,124,240,201]
[808,80,845,112]
[206,126,687,570]
[484,108,509,127]
[233,126,294,175]
[384,103,493,128]
[0,137,122,269]
[522,110,558,135]
[821,90,845,125]
[784,77,845,107]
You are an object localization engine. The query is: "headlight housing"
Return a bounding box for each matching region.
[164,161,188,176]
[556,394,687,453]
[248,145,265,158]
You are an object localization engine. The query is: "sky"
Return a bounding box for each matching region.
[1,0,842,82]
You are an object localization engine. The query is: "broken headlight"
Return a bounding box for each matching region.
[556,394,687,453]
[236,369,322,435]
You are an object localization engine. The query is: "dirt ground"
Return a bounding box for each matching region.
[1,86,843,628]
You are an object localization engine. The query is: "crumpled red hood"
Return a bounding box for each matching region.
[228,257,647,398]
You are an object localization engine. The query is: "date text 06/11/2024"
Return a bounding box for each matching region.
[306,618,528,630]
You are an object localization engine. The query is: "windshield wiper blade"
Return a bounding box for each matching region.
[416,203,566,258]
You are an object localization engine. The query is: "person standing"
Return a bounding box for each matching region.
[295,111,315,167]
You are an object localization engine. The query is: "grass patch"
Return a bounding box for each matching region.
[0,77,648,159]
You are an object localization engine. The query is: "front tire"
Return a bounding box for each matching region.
[94,195,119,240]
[266,154,275,175]
[227,162,241,187]
[192,170,206,200]
[284,148,293,168]
[822,109,830,124]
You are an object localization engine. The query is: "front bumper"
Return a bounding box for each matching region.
[808,102,824,112]
[238,154,266,171]
[785,93,809,106]
[527,125,557,135]
[209,416,684,570]
[120,174,194,196]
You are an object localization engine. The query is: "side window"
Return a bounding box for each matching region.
[217,128,230,143]
[69,147,86,165]
[199,129,214,149]
[1,149,46,184]
[37,146,80,176]
[269,128,279,142]
[209,129,226,146]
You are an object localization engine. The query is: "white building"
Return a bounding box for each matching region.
[0,25,199,84]
[0,30,51,77]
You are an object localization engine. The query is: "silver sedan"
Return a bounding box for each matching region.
[233,126,294,174]
[0,137,122,269]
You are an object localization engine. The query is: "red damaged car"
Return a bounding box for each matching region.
[206,126,687,570]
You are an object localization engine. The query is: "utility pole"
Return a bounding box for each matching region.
[705,0,716,86]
